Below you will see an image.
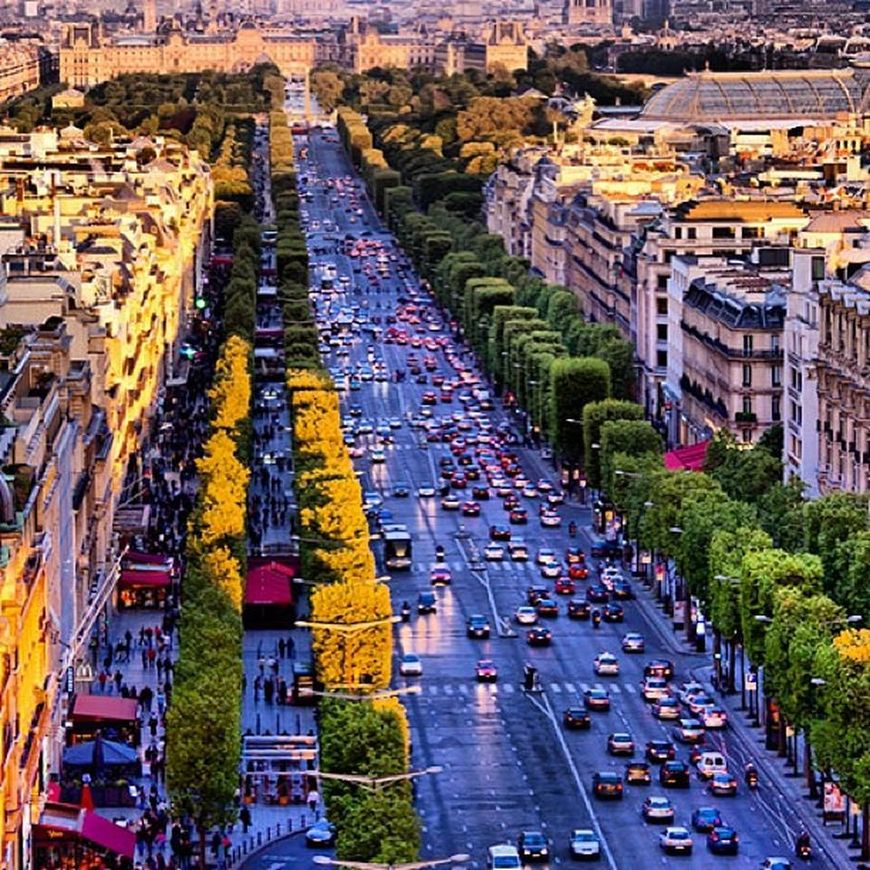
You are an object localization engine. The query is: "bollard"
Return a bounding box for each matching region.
[295,714,301,733]
[257,832,262,846]
[256,713,261,734]
[277,823,282,837]
[288,818,293,832]
[301,814,306,828]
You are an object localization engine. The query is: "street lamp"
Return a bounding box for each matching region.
[313,853,470,870]
[315,765,443,791]
[808,677,826,800]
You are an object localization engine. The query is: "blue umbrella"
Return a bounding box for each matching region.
[63,736,138,768]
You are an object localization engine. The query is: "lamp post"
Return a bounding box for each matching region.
[313,852,471,870]
[754,615,773,737]
[315,765,443,792]
[807,677,826,800]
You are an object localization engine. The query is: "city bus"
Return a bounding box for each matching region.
[383,526,413,570]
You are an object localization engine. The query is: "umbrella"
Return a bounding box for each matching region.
[63,736,138,768]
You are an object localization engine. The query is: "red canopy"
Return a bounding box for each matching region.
[36,803,135,859]
[119,568,171,588]
[245,561,295,606]
[124,550,172,566]
[664,440,711,472]
[71,695,138,723]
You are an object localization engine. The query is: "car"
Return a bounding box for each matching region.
[644,659,676,680]
[696,752,728,780]
[527,626,552,646]
[622,633,646,653]
[467,614,491,639]
[642,795,676,823]
[642,677,671,702]
[472,486,490,500]
[592,771,623,799]
[686,693,717,716]
[540,511,562,527]
[515,606,538,626]
[707,826,739,855]
[526,584,550,605]
[565,547,585,564]
[708,772,738,797]
[536,598,559,618]
[536,547,557,565]
[429,566,452,586]
[516,831,549,862]
[399,653,423,676]
[554,576,575,595]
[677,680,705,702]
[563,707,591,730]
[461,500,481,516]
[568,562,589,580]
[594,653,620,676]
[305,819,337,847]
[417,591,437,614]
[509,508,528,524]
[568,599,591,620]
[540,560,562,579]
[625,761,652,784]
[660,760,691,788]
[612,579,634,600]
[659,827,693,855]
[607,732,635,756]
[602,602,624,622]
[476,659,498,682]
[646,740,677,763]
[521,484,539,499]
[653,697,682,720]
[586,584,609,604]
[691,807,723,833]
[441,495,461,510]
[760,859,793,870]
[674,718,706,744]
[490,524,512,541]
[484,542,505,560]
[486,844,522,869]
[569,829,601,861]
[584,687,611,711]
[508,540,529,560]
[391,482,410,498]
[701,708,728,729]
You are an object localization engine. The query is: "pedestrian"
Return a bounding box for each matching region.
[156,689,166,715]
[210,831,221,858]
[307,789,320,814]
[277,677,287,705]
[287,636,295,659]
[264,677,274,705]
[148,647,157,669]
[98,670,108,693]
[141,647,149,669]
[156,658,164,679]
[239,805,251,833]
[257,656,265,675]
[278,638,286,659]
[253,675,261,702]
[114,669,124,692]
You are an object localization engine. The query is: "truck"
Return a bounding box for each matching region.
[382,524,413,570]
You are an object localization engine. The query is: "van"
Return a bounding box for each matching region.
[486,844,522,869]
[695,751,728,780]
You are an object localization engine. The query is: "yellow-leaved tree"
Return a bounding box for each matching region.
[201,544,245,612]
[209,336,252,430]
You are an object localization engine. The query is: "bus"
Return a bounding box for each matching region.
[383,526,413,570]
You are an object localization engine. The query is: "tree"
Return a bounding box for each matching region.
[599,420,662,496]
[312,70,344,112]
[581,400,643,488]
[548,357,610,464]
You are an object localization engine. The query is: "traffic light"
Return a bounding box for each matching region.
[195,296,207,310]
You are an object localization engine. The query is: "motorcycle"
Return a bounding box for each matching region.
[744,765,758,789]
[400,602,411,623]
[795,833,811,860]
[435,546,445,562]
[568,522,577,538]
[592,609,601,628]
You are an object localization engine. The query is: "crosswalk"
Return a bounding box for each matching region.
[411,560,542,574]
[408,679,637,698]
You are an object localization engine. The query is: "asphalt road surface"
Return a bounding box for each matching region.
[290,126,830,870]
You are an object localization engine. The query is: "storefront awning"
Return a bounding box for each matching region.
[119,568,171,589]
[36,803,136,859]
[664,440,710,472]
[71,695,138,723]
[245,561,295,606]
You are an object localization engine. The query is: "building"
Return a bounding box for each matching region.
[815,269,870,493]
[667,253,788,446]
[564,0,613,26]
[0,40,42,104]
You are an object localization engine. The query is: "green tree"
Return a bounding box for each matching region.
[599,420,662,496]
[312,70,345,112]
[548,357,610,464]
[581,400,643,488]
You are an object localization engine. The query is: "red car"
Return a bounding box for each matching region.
[568,563,589,580]
[461,501,481,516]
[476,659,498,682]
[554,577,576,595]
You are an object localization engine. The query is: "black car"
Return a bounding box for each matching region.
[490,524,511,541]
[472,486,490,500]
[466,614,491,639]
[646,740,677,763]
[603,602,624,622]
[526,584,550,605]
[527,627,552,647]
[305,820,336,847]
[563,707,592,730]
[517,831,549,862]
[644,659,676,680]
[417,591,437,614]
[612,579,634,600]
[391,482,411,498]
[567,599,591,620]
[587,584,609,604]
[707,826,739,855]
[509,508,529,525]
[659,760,691,788]
[592,771,623,799]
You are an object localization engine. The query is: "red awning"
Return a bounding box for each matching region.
[245,561,295,606]
[664,440,711,472]
[124,550,172,566]
[36,804,135,859]
[71,695,138,723]
[119,568,171,588]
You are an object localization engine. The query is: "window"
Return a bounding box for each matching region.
[657,297,669,315]
[656,350,668,368]
[772,396,781,422]
[687,228,697,240]
[712,226,736,239]
[742,429,753,443]
[657,324,668,342]
[772,365,782,387]
[811,256,825,281]
[742,364,752,387]
[742,226,762,239]
[742,396,753,415]
[674,227,682,239]
[743,335,754,356]
[790,400,802,425]
[771,335,780,353]
[791,366,802,391]
[657,274,668,290]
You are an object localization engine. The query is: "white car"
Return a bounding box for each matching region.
[417,484,436,497]
[622,632,646,653]
[594,652,620,676]
[536,547,556,566]
[569,829,601,860]
[701,707,728,729]
[399,653,422,677]
[486,844,521,869]
[540,511,562,527]
[484,542,505,561]
[540,560,562,579]
[659,827,693,854]
[515,606,538,626]
[643,795,676,822]
[521,485,538,498]
[642,677,670,702]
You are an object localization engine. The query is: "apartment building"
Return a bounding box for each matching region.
[0,129,211,868]
[815,270,870,494]
[0,41,42,104]
[665,253,789,446]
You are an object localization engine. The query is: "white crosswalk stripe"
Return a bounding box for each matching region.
[549,683,561,693]
[579,683,590,693]
[428,685,439,696]
[501,682,514,694]
[458,684,469,696]
[610,684,621,694]
[443,684,454,695]
[563,682,576,694]
[624,683,637,694]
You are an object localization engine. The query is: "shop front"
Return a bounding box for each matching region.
[243,558,296,628]
[33,803,135,870]
[117,552,174,609]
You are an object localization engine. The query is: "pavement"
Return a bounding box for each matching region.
[292,125,848,869]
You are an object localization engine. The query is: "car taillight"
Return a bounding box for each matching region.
[710,833,719,841]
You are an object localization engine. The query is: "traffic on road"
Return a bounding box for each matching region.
[292,124,826,869]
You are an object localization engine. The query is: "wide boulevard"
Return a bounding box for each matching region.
[293,126,827,869]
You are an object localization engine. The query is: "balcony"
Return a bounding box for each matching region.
[735,411,758,425]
